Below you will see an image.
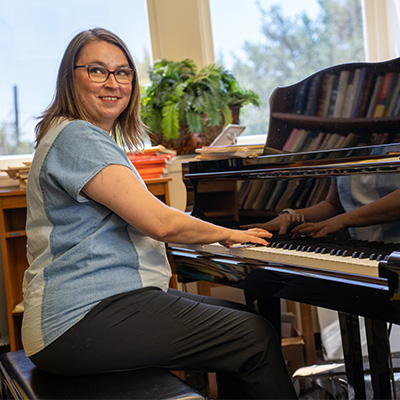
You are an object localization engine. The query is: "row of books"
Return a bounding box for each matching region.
[238,128,400,212]
[294,69,400,118]
[127,145,175,180]
[281,128,400,153]
[238,177,330,212]
[282,129,365,153]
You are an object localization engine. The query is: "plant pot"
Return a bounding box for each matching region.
[149,124,224,155]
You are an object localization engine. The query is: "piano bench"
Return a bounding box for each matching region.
[0,350,207,400]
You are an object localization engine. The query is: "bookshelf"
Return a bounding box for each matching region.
[237,57,400,222]
[266,57,400,151]
[0,178,171,351]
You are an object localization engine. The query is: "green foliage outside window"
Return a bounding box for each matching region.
[226,0,365,135]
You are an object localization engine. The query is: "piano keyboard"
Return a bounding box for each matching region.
[171,235,400,278]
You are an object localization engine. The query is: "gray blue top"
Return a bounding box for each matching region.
[22,119,171,356]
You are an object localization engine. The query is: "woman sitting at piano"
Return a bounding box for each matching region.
[243,143,400,243]
[22,28,297,399]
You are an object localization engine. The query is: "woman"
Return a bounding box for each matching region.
[22,28,297,399]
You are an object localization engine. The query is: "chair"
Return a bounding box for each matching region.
[0,350,207,400]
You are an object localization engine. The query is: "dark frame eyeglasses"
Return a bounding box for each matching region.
[74,64,135,84]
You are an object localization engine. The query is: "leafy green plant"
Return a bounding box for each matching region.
[140,59,260,140]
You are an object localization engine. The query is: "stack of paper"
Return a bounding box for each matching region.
[195,144,283,160]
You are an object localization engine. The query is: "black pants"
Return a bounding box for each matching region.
[30,287,297,399]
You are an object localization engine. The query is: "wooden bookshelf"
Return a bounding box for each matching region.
[266,57,400,151]
[236,57,400,222]
[0,178,171,351]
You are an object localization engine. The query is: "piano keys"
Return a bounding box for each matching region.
[168,236,400,324]
[172,234,400,278]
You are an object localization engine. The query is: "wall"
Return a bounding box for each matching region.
[362,0,400,61]
[146,0,214,67]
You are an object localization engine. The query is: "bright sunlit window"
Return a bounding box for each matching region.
[209,0,365,138]
[0,0,152,156]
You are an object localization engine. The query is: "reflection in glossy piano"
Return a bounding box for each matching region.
[167,143,400,400]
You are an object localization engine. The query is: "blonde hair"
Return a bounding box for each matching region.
[35,27,146,151]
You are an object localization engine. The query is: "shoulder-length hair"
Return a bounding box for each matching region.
[35,27,146,151]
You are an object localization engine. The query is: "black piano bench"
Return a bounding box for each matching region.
[0,350,207,400]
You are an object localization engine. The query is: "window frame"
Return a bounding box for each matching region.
[1,0,398,187]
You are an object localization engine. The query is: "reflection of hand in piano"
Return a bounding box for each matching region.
[292,215,347,238]
[241,212,305,234]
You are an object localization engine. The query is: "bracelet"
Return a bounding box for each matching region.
[279,208,297,217]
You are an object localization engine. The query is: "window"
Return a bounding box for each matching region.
[209,0,365,139]
[0,0,152,156]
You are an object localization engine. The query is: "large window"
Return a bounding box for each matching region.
[209,0,365,138]
[0,0,152,155]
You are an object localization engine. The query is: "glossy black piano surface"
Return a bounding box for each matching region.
[169,234,400,324]
[173,144,400,316]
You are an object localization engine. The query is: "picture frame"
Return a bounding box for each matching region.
[210,124,246,146]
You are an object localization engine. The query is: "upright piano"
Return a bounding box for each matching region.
[167,143,400,399]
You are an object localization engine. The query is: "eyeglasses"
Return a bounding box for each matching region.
[74,64,135,84]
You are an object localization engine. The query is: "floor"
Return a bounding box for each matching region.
[297,353,400,400]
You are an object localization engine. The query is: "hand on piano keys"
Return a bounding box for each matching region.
[219,227,273,249]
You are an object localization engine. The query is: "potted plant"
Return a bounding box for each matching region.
[140,58,260,154]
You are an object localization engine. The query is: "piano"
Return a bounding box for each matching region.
[167,143,400,399]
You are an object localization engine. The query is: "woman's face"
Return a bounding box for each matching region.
[74,41,132,132]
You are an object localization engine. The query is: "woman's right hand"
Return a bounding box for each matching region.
[218,227,272,248]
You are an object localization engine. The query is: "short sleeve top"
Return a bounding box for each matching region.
[22,119,171,356]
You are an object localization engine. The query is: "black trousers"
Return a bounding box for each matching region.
[30,287,297,399]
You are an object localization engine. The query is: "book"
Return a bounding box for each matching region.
[275,179,301,211]
[294,178,316,208]
[252,181,273,210]
[373,72,394,117]
[308,132,326,152]
[318,133,332,150]
[317,74,336,117]
[282,128,299,152]
[366,75,384,117]
[265,180,289,211]
[287,129,313,153]
[350,67,367,117]
[304,74,323,115]
[339,132,360,148]
[327,75,340,117]
[332,70,351,117]
[386,73,400,115]
[354,72,376,117]
[342,68,361,118]
[294,81,310,114]
[243,180,266,210]
[237,180,253,209]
